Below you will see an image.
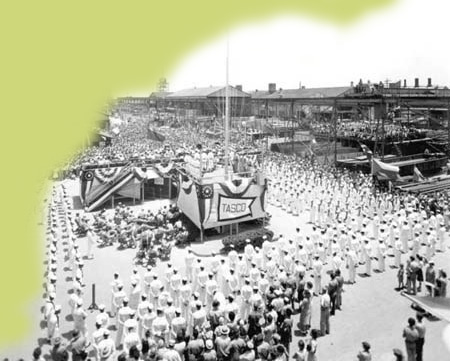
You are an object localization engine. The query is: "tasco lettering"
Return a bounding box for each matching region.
[217,194,255,221]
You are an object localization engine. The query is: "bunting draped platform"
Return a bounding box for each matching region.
[177,173,267,230]
[80,164,171,212]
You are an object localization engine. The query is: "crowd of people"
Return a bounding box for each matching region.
[24,104,450,361]
[42,184,322,361]
[310,120,427,144]
[63,114,259,183]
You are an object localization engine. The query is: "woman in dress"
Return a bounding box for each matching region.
[299,289,312,335]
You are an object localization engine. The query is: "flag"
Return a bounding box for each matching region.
[360,144,373,160]
[372,158,400,180]
[413,166,426,182]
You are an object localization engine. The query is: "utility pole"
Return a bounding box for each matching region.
[224,37,230,179]
[447,100,450,158]
[381,99,386,161]
[291,101,295,155]
[333,99,338,164]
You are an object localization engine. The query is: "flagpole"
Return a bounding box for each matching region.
[224,36,230,179]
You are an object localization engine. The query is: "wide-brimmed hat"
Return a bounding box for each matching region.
[220,325,230,335]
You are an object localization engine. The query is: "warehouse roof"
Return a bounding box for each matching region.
[248,90,272,99]
[264,86,352,99]
[167,85,250,99]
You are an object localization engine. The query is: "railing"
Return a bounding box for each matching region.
[178,163,261,184]
[81,157,184,170]
[378,87,450,98]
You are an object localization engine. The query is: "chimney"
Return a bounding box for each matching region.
[350,81,354,87]
[403,79,407,88]
[427,78,432,87]
[299,82,302,89]
[268,83,276,94]
[235,85,242,91]
[415,78,419,87]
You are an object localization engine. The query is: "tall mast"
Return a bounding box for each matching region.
[224,37,230,178]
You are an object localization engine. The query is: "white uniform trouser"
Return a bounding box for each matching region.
[348,265,356,283]
[394,250,401,268]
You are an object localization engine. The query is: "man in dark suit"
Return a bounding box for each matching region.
[69,330,89,361]
[50,337,69,361]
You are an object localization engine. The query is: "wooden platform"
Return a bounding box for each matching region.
[397,175,450,194]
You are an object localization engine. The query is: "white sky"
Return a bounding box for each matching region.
[166,0,450,93]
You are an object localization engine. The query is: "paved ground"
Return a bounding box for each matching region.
[1,179,450,360]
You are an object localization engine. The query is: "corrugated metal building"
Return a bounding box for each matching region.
[155,85,252,118]
[250,85,352,120]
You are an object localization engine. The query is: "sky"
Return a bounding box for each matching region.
[161,0,450,94]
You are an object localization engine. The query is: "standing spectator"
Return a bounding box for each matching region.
[203,339,217,361]
[97,330,115,361]
[398,264,405,290]
[187,328,205,361]
[31,347,45,361]
[320,286,331,336]
[436,269,448,297]
[328,273,338,316]
[425,261,436,296]
[356,341,371,361]
[393,348,405,361]
[415,313,426,361]
[306,330,319,361]
[409,257,419,295]
[165,339,183,361]
[335,269,344,310]
[293,340,307,361]
[402,317,419,361]
[274,344,288,361]
[299,289,312,336]
[278,308,293,353]
[69,330,89,361]
[215,325,231,361]
[239,341,256,361]
[50,337,69,361]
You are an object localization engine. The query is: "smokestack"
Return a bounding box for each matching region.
[350,81,354,87]
[403,79,407,88]
[427,78,432,87]
[415,78,419,87]
[299,82,302,89]
[235,85,242,91]
[268,83,276,94]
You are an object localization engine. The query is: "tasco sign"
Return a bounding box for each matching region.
[217,194,255,222]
